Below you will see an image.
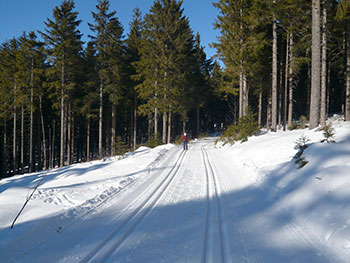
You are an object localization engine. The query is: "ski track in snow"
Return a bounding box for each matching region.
[79,149,188,263]
[1,120,349,263]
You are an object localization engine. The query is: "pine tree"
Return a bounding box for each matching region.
[126,7,143,149]
[89,0,124,157]
[40,0,83,167]
[81,42,99,161]
[137,0,195,142]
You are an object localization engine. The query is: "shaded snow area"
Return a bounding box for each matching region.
[0,118,349,262]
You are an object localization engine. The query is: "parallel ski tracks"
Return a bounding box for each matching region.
[201,145,228,263]
[79,148,188,263]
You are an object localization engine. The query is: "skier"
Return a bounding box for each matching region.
[182,132,188,150]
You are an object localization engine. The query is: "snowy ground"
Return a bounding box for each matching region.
[0,117,349,262]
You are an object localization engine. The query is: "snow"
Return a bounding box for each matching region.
[0,117,349,262]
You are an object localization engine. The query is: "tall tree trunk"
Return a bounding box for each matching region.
[39,96,47,170]
[111,103,116,156]
[37,111,42,170]
[13,82,17,175]
[154,107,158,138]
[346,24,350,121]
[278,38,285,129]
[99,80,103,159]
[258,90,262,127]
[239,71,243,118]
[327,63,331,117]
[148,115,152,140]
[162,111,167,144]
[288,34,294,127]
[267,94,272,131]
[271,7,278,132]
[196,105,200,137]
[320,1,327,127]
[71,115,74,163]
[51,119,55,168]
[284,34,290,130]
[239,7,244,118]
[67,102,71,165]
[310,0,321,129]
[0,121,6,178]
[60,60,65,167]
[167,111,172,144]
[133,95,137,150]
[87,115,90,162]
[29,58,34,173]
[242,74,248,116]
[21,106,24,174]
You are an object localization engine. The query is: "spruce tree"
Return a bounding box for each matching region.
[126,7,143,149]
[89,0,124,157]
[137,0,195,141]
[40,0,83,167]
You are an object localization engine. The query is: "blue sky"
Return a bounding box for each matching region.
[0,0,220,59]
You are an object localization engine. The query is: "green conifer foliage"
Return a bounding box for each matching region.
[40,0,83,167]
[137,0,195,118]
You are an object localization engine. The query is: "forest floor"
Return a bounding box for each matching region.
[0,116,350,263]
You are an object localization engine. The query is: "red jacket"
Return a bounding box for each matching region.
[182,135,188,142]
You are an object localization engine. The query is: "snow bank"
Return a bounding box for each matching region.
[217,118,350,260]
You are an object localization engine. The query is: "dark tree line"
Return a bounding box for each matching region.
[1,0,349,179]
[0,0,225,178]
[213,0,350,130]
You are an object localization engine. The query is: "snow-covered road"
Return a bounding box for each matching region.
[1,120,349,262]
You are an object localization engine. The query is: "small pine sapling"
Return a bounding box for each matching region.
[321,123,336,143]
[293,135,310,169]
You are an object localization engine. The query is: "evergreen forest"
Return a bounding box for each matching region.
[0,0,349,178]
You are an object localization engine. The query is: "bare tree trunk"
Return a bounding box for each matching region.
[243,74,248,116]
[87,116,90,162]
[239,71,243,118]
[271,6,278,132]
[162,111,167,144]
[99,81,103,159]
[267,95,272,131]
[196,105,200,137]
[21,106,24,174]
[239,7,244,118]
[167,111,172,144]
[39,96,47,170]
[72,115,75,163]
[51,119,55,168]
[60,59,65,167]
[154,107,158,138]
[284,34,290,130]
[258,90,262,127]
[288,34,294,127]
[148,115,152,140]
[1,121,7,177]
[278,38,285,129]
[13,82,17,175]
[327,64,331,117]
[29,58,34,173]
[111,103,116,156]
[310,0,321,129]
[67,102,71,165]
[133,96,137,150]
[320,0,327,127]
[346,24,350,121]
